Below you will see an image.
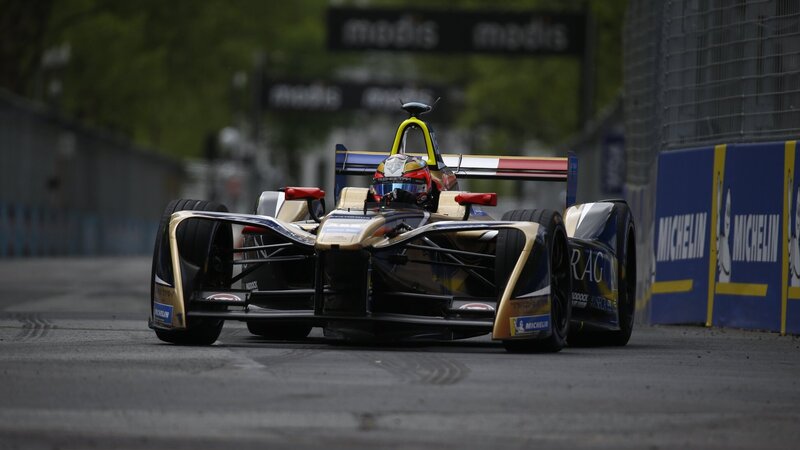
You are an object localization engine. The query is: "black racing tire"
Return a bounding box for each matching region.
[496,209,572,353]
[602,202,636,346]
[245,193,314,341]
[569,202,636,347]
[151,199,231,345]
[246,322,312,340]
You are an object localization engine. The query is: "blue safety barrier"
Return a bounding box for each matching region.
[0,202,159,258]
[651,146,715,324]
[652,140,799,334]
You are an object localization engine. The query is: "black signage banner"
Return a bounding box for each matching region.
[327,8,585,55]
[262,80,457,113]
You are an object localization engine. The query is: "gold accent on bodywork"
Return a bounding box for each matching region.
[452,230,497,239]
[153,283,177,303]
[491,222,541,340]
[403,158,426,171]
[336,187,370,210]
[436,191,467,218]
[165,210,317,329]
[152,282,181,327]
[505,297,549,317]
[167,212,190,329]
[564,204,583,237]
[315,214,387,250]
[277,200,308,222]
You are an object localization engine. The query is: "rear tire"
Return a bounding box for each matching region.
[496,209,571,353]
[246,322,312,340]
[568,202,636,347]
[601,205,636,346]
[151,199,230,345]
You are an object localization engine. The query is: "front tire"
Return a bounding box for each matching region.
[151,199,230,345]
[496,209,572,353]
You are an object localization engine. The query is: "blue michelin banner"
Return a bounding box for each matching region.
[653,141,800,334]
[651,146,714,324]
[785,142,800,335]
[711,143,783,330]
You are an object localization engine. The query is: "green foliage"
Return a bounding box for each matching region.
[460,56,580,150]
[1,0,627,161]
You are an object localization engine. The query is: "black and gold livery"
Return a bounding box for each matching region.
[149,102,636,352]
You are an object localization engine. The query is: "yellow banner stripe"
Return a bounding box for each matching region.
[652,280,694,294]
[715,282,768,297]
[788,286,800,300]
[707,144,727,326]
[782,141,796,335]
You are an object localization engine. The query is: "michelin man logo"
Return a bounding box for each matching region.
[790,180,800,287]
[716,182,732,283]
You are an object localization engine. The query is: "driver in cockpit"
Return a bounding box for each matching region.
[370,154,437,211]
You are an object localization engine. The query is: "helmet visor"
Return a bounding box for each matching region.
[372,178,427,197]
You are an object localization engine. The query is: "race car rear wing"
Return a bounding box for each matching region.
[334,145,579,207]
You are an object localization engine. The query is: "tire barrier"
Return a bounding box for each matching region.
[652,140,799,334]
[0,202,158,257]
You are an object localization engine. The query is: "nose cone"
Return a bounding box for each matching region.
[315,215,386,250]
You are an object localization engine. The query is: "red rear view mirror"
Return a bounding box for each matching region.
[282,187,325,201]
[454,192,497,207]
[454,192,497,220]
[281,187,326,222]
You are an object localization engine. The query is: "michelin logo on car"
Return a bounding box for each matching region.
[510,315,550,336]
[153,302,173,325]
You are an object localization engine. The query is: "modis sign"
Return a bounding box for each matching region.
[327,8,585,55]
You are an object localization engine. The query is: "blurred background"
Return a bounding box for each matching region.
[4,0,799,328]
[4,0,800,343]
[0,0,627,256]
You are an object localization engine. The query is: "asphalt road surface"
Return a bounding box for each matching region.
[1,257,799,449]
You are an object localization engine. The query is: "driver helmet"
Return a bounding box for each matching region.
[370,154,433,207]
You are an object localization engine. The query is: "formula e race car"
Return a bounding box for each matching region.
[149,102,636,352]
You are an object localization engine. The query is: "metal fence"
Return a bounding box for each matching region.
[624,0,800,175]
[662,0,800,149]
[0,90,184,256]
[627,0,800,169]
[624,0,800,315]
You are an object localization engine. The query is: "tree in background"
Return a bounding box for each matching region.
[0,0,626,178]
